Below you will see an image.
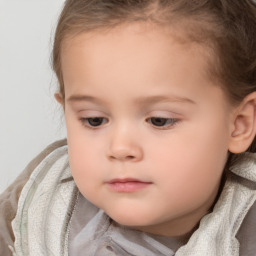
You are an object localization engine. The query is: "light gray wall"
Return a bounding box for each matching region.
[0,0,66,193]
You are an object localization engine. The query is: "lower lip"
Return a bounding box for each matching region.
[107,181,152,193]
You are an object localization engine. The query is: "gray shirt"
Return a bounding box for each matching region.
[69,192,256,255]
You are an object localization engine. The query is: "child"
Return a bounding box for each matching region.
[1,0,256,255]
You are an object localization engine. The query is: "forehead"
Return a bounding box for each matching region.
[60,22,233,115]
[62,22,208,57]
[60,23,223,104]
[62,24,211,74]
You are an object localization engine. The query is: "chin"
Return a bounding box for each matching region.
[105,208,155,228]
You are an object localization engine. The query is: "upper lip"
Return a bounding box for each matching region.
[106,178,152,184]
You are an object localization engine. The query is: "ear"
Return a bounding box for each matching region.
[54,93,64,105]
[228,92,256,153]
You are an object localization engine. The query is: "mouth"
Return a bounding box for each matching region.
[105,178,153,193]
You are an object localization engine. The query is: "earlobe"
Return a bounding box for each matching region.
[54,93,64,105]
[228,92,256,153]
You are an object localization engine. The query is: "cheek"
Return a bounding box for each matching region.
[151,150,224,215]
[66,129,104,196]
[66,114,102,171]
[65,110,109,195]
[149,123,228,200]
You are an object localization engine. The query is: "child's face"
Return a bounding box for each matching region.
[62,23,234,236]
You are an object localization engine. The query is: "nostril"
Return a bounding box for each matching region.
[109,155,135,161]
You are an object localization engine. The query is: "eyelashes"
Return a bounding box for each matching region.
[146,117,178,127]
[84,117,107,127]
[79,117,179,130]
[79,117,107,129]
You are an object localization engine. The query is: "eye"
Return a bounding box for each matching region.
[147,117,178,128]
[80,117,108,127]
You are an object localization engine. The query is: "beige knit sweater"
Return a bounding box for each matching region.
[0,139,67,256]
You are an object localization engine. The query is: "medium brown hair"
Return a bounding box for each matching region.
[52,0,256,153]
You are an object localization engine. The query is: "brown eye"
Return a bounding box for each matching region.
[150,117,168,126]
[87,117,105,127]
[147,117,178,128]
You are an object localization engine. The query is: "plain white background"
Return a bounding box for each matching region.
[0,0,66,193]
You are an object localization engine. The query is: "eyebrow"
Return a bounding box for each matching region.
[67,94,196,106]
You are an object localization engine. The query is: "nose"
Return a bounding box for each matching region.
[107,125,143,162]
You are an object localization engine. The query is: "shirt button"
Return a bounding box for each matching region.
[106,245,114,252]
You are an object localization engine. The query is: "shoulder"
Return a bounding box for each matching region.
[236,199,256,256]
[0,139,67,256]
[1,139,67,200]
